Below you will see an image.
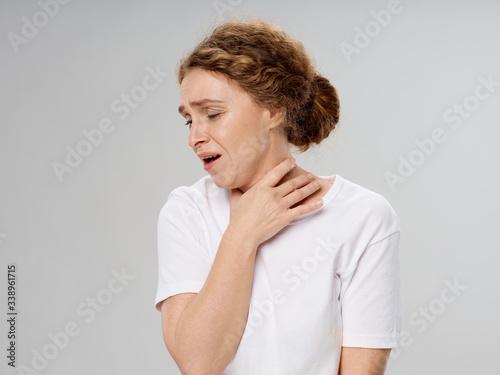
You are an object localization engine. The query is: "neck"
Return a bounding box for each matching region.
[236,128,310,193]
[237,160,309,193]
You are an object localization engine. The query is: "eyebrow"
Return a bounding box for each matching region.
[178,99,225,115]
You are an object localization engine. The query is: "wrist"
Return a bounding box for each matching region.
[224,224,259,255]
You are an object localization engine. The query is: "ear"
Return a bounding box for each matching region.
[267,106,286,130]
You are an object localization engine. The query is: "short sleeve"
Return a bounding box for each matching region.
[339,230,403,348]
[154,190,212,311]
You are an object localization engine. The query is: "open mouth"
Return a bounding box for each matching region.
[203,155,221,164]
[203,154,221,170]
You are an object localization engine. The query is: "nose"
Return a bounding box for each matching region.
[188,120,210,150]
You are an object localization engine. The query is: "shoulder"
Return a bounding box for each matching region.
[336,175,400,240]
[159,175,226,219]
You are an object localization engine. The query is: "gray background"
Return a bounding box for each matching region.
[1,0,499,374]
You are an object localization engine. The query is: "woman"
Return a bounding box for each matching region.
[155,19,402,374]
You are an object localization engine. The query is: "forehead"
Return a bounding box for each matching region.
[178,68,262,116]
[179,68,236,100]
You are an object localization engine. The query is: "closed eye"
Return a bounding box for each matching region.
[208,113,221,120]
[183,112,220,127]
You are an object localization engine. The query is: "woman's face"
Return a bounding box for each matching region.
[179,68,287,191]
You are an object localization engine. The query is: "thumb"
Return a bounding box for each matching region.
[229,188,243,220]
[229,187,243,208]
[229,188,243,221]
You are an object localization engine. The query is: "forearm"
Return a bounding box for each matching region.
[172,227,258,374]
[338,347,391,375]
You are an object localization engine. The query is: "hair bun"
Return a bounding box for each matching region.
[286,73,340,152]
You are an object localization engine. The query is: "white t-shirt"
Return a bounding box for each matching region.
[154,173,403,374]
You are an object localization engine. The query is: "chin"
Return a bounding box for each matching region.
[211,172,247,191]
[210,173,233,189]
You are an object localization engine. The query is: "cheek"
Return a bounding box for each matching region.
[215,139,262,187]
[231,127,270,162]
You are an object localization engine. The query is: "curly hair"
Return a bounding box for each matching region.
[177,19,340,152]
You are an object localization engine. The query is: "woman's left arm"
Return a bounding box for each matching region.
[338,347,391,375]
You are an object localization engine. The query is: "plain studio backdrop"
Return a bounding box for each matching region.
[0,0,499,374]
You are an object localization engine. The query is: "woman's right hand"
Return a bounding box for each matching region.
[227,157,324,248]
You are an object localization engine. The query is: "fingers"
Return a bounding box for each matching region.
[286,198,324,221]
[259,157,296,187]
[282,177,322,209]
[276,172,316,198]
